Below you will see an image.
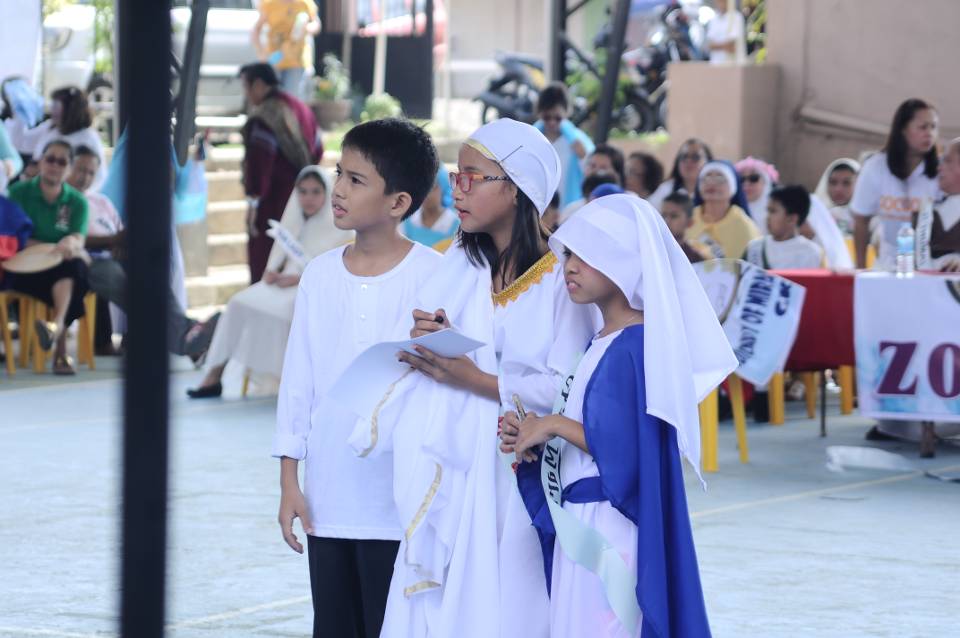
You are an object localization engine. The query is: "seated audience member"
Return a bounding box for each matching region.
[69,146,219,360]
[625,151,664,199]
[6,140,89,374]
[188,165,351,398]
[541,191,561,233]
[814,158,860,235]
[688,160,758,259]
[648,137,714,208]
[585,143,626,186]
[403,166,459,249]
[533,82,594,208]
[30,87,107,191]
[918,137,960,272]
[744,184,823,269]
[660,191,709,263]
[735,156,779,231]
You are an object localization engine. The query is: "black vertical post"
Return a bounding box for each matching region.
[118,0,172,636]
[425,0,434,118]
[550,0,568,82]
[594,0,630,143]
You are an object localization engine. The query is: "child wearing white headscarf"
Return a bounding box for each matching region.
[188,165,353,397]
[507,194,736,637]
[347,118,597,638]
[814,158,860,235]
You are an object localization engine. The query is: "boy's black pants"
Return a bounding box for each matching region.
[307,536,400,638]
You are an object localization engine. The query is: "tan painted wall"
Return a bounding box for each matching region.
[766,0,960,187]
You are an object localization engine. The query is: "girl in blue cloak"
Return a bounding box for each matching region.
[502,193,738,638]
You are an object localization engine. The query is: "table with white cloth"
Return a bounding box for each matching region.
[854,272,960,455]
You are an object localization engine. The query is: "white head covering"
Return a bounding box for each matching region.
[808,194,855,269]
[465,118,562,216]
[266,165,354,274]
[699,160,738,196]
[549,194,738,480]
[814,158,861,207]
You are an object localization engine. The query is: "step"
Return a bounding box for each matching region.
[208,232,248,267]
[207,170,245,202]
[207,200,247,235]
[185,265,250,308]
[205,145,244,173]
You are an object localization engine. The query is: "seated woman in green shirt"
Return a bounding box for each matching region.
[7,139,90,375]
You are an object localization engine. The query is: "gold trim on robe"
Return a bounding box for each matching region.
[491,252,558,308]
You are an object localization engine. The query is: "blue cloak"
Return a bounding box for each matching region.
[517,325,712,638]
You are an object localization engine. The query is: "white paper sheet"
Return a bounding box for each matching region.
[329,328,486,418]
[266,219,309,268]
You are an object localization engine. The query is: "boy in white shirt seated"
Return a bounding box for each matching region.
[744,184,824,269]
[272,118,444,638]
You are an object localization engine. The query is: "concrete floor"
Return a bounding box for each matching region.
[1,362,958,637]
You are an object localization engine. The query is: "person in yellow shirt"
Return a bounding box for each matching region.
[688,160,760,259]
[252,0,321,98]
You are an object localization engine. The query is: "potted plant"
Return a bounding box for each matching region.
[311,53,352,130]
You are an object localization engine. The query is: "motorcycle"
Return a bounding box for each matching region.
[475,2,707,132]
[475,51,547,125]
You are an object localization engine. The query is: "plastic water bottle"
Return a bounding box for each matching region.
[896,222,915,277]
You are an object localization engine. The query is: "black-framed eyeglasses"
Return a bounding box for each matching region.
[678,152,704,163]
[43,155,68,167]
[742,174,763,184]
[449,171,511,193]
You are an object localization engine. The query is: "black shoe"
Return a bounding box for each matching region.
[186,382,222,399]
[751,392,770,423]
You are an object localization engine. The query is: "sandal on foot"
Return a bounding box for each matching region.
[187,382,222,399]
[53,354,76,376]
[35,320,58,352]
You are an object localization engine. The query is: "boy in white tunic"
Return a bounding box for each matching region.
[744,185,824,270]
[503,194,738,638]
[272,118,443,638]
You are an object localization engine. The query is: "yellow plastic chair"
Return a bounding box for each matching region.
[845,237,876,269]
[699,374,749,473]
[0,290,36,376]
[767,367,855,424]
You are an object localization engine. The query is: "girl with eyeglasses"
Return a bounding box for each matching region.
[647,138,714,209]
[361,118,597,638]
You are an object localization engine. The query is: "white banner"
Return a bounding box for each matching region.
[855,273,960,423]
[694,259,806,386]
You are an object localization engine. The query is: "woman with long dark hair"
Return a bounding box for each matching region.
[30,86,107,190]
[851,98,940,269]
[647,137,714,208]
[358,119,596,638]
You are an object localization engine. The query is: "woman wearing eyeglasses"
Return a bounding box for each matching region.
[735,156,779,232]
[359,119,597,638]
[6,139,90,375]
[647,137,714,209]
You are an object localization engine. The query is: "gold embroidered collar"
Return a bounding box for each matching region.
[491,252,558,308]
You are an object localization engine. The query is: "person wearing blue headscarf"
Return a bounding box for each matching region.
[401,165,460,250]
[688,159,759,259]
